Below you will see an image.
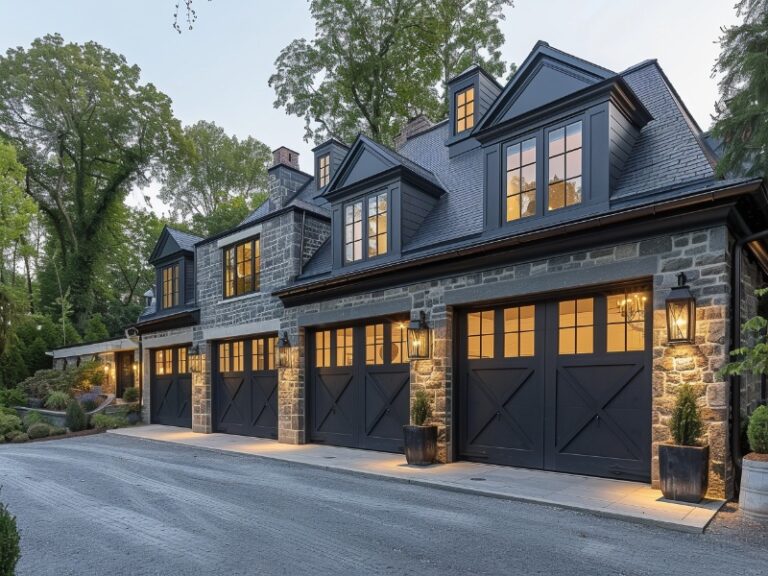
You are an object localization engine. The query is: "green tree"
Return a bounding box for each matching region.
[270,0,513,145]
[0,34,182,330]
[83,313,110,343]
[712,0,768,177]
[160,121,271,235]
[190,195,265,237]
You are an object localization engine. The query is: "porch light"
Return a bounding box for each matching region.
[188,344,202,373]
[407,311,431,359]
[666,273,696,345]
[277,332,292,368]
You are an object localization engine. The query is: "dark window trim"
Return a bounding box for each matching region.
[342,188,389,266]
[160,262,180,310]
[545,115,585,213]
[317,153,331,188]
[502,129,540,224]
[222,235,261,299]
[455,86,475,135]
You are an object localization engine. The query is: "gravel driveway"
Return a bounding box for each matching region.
[0,434,766,576]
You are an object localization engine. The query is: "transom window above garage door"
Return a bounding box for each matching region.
[468,305,537,359]
[253,336,277,371]
[366,322,410,365]
[558,298,594,355]
[154,348,174,375]
[219,341,244,372]
[606,290,649,352]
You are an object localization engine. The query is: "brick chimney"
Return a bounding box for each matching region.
[394,114,433,149]
[272,146,300,170]
[267,146,310,210]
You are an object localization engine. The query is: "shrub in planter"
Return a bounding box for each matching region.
[10,433,29,443]
[22,411,46,430]
[91,414,128,430]
[122,387,139,403]
[740,405,768,521]
[124,403,142,425]
[659,384,709,503]
[44,391,70,411]
[0,414,22,439]
[0,490,21,576]
[27,423,51,440]
[403,389,438,466]
[65,399,87,432]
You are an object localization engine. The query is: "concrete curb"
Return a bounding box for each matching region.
[107,430,723,534]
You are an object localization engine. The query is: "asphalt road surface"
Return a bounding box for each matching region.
[0,434,766,576]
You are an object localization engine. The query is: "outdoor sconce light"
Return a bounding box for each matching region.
[188,344,202,373]
[407,311,431,360]
[666,272,696,345]
[277,332,292,368]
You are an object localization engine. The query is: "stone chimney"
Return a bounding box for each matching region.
[394,114,433,149]
[267,146,311,211]
[272,146,300,170]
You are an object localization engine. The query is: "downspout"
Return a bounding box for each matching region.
[730,229,768,486]
[298,211,306,277]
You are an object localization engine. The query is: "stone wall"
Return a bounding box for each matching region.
[738,247,766,415]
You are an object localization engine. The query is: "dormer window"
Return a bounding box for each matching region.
[224,237,261,298]
[505,138,537,221]
[455,87,475,133]
[318,153,330,187]
[344,190,388,264]
[547,121,583,211]
[161,263,179,309]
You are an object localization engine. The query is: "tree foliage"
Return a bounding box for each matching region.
[160,121,271,235]
[270,0,514,145]
[0,34,182,330]
[712,0,768,177]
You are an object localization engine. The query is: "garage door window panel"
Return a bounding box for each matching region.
[337,327,354,367]
[316,330,332,368]
[607,291,648,352]
[504,305,536,357]
[467,310,495,359]
[559,298,594,355]
[253,336,277,371]
[391,323,409,364]
[154,348,174,375]
[366,324,385,365]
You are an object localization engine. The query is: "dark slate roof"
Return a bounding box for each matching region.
[301,237,332,278]
[167,227,203,252]
[239,179,330,228]
[240,199,272,225]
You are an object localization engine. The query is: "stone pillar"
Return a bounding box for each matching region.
[191,341,212,433]
[278,325,305,444]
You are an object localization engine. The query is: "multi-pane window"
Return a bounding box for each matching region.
[506,138,537,222]
[162,264,179,309]
[224,238,260,298]
[503,305,536,357]
[336,327,353,367]
[367,192,388,257]
[315,331,332,368]
[345,191,388,264]
[253,336,277,371]
[219,341,244,372]
[607,291,648,352]
[558,298,594,355]
[467,310,495,359]
[391,322,409,364]
[344,201,363,263]
[154,348,174,376]
[455,87,475,133]
[177,347,189,374]
[365,323,385,365]
[318,154,330,188]
[548,121,583,211]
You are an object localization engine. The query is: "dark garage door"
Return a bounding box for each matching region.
[150,346,192,428]
[214,336,278,439]
[310,321,410,452]
[458,288,652,481]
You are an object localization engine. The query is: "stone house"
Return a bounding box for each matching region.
[131,42,767,499]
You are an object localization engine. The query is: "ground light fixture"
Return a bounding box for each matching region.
[277,332,292,368]
[188,344,202,373]
[407,311,431,359]
[666,272,696,344]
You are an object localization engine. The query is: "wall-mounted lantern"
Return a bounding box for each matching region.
[666,272,696,344]
[407,311,431,359]
[188,344,202,373]
[277,332,292,368]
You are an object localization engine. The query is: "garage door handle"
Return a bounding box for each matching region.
[596,415,600,425]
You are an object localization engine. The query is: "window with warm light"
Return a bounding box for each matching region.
[253,336,277,371]
[336,327,353,366]
[224,237,260,298]
[365,324,384,365]
[391,323,409,364]
[162,264,179,309]
[548,121,583,211]
[177,347,189,373]
[467,310,495,359]
[503,305,536,357]
[455,87,475,133]
[318,154,330,187]
[607,291,648,352]
[219,341,244,372]
[558,298,593,354]
[315,330,331,368]
[506,139,537,222]
[344,191,388,264]
[154,348,174,376]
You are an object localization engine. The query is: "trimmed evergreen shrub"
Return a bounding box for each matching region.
[0,388,25,408]
[0,415,21,438]
[49,427,66,436]
[747,405,768,454]
[65,399,87,432]
[0,490,21,576]
[122,387,139,403]
[0,407,16,418]
[22,411,45,430]
[3,431,21,442]
[27,423,51,440]
[10,433,28,444]
[44,391,70,411]
[91,414,128,430]
[411,389,433,426]
[670,384,703,446]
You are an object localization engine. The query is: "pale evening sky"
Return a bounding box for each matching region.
[0,0,738,215]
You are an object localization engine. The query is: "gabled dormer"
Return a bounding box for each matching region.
[322,135,444,270]
[147,226,202,313]
[313,138,349,190]
[473,41,652,234]
[446,64,502,155]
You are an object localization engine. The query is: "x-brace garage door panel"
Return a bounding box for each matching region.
[150,345,192,428]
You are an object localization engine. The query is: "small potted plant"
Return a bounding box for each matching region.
[659,384,709,503]
[125,403,142,425]
[740,405,768,520]
[403,389,437,466]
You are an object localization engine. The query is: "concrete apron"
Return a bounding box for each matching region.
[109,425,724,533]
